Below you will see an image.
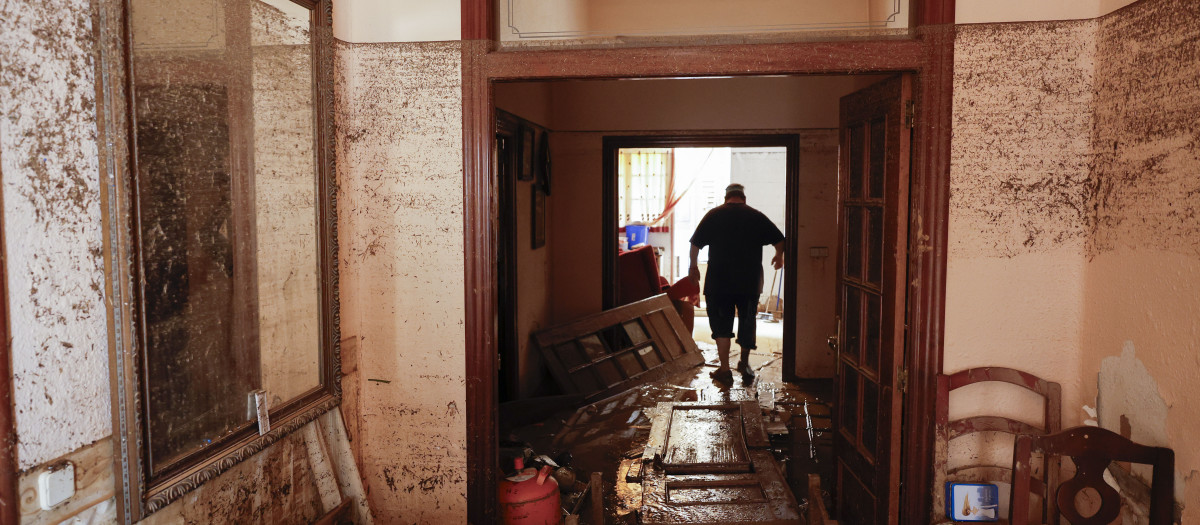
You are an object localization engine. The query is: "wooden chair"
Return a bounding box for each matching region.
[807,473,839,525]
[1010,426,1175,525]
[937,367,1062,523]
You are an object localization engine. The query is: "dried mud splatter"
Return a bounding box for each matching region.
[0,0,111,468]
[335,39,468,522]
[1090,0,1200,258]
[950,20,1098,259]
[952,5,1200,261]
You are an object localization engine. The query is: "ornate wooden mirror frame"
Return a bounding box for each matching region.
[92,0,338,521]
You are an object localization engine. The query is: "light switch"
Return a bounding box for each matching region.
[809,246,830,258]
[38,462,74,510]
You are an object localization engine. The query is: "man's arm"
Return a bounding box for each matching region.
[770,241,784,270]
[688,243,701,284]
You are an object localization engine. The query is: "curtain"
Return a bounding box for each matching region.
[619,148,686,227]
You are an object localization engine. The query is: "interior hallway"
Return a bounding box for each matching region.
[4,0,1200,522]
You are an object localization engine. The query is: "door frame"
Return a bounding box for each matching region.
[599,134,801,379]
[462,3,956,522]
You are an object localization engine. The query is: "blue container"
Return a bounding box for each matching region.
[626,225,649,247]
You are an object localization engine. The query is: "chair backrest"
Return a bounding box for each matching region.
[936,367,1063,523]
[1010,426,1175,525]
[617,244,662,306]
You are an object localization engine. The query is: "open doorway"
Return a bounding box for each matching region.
[491,73,916,524]
[603,137,796,396]
[612,144,789,326]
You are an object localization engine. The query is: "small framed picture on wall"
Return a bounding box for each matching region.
[536,130,551,195]
[518,126,535,181]
[531,186,546,249]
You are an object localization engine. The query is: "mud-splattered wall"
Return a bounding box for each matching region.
[0,0,111,470]
[945,0,1199,519]
[3,0,369,521]
[1082,0,1200,520]
[334,40,468,521]
[946,18,1098,434]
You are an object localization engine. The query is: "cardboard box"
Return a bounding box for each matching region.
[945,482,1000,522]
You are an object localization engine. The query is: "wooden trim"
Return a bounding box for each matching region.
[462,40,497,525]
[484,39,924,81]
[17,438,114,524]
[0,122,14,525]
[461,0,494,42]
[915,0,957,26]
[494,112,519,401]
[903,22,955,525]
[463,3,955,524]
[782,140,801,383]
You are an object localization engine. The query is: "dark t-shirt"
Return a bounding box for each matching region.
[690,202,785,296]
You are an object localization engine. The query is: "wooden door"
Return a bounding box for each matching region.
[639,402,800,524]
[533,295,705,403]
[832,74,912,525]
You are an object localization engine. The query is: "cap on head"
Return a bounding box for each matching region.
[724,183,746,200]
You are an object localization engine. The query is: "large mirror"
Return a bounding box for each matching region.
[99,0,337,520]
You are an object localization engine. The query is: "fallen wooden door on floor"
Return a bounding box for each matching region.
[534,294,705,403]
[639,402,800,524]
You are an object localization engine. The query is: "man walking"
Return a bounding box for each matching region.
[688,183,785,385]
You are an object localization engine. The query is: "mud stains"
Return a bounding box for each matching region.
[950,20,1098,258]
[1090,0,1200,258]
[0,0,110,468]
[143,423,333,525]
[335,39,467,521]
[952,2,1200,260]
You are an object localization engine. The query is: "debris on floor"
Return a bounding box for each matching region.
[638,401,799,523]
[505,336,836,524]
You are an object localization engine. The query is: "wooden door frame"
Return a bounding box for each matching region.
[0,144,15,524]
[599,134,801,380]
[495,112,519,402]
[463,2,955,523]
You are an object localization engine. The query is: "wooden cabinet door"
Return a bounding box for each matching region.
[833,74,912,525]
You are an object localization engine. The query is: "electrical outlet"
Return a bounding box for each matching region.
[38,462,75,510]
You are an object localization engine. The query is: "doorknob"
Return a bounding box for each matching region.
[827,316,842,359]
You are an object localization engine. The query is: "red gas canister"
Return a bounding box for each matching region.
[498,459,561,524]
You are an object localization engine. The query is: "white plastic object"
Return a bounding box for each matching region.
[38,462,75,510]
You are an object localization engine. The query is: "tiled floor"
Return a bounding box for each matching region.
[505,337,835,524]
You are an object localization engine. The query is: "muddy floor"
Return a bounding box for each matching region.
[505,335,834,524]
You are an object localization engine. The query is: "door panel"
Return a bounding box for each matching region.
[833,74,912,525]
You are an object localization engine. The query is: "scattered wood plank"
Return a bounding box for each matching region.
[643,401,769,466]
[589,472,604,525]
[807,474,839,525]
[640,450,800,524]
[639,402,800,524]
[661,404,752,474]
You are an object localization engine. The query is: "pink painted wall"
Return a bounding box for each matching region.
[940,22,1097,518]
[335,40,468,521]
[789,132,841,378]
[944,0,1199,518]
[545,132,607,325]
[945,16,1097,431]
[1082,0,1200,519]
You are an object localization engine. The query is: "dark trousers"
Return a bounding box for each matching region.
[705,293,759,350]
